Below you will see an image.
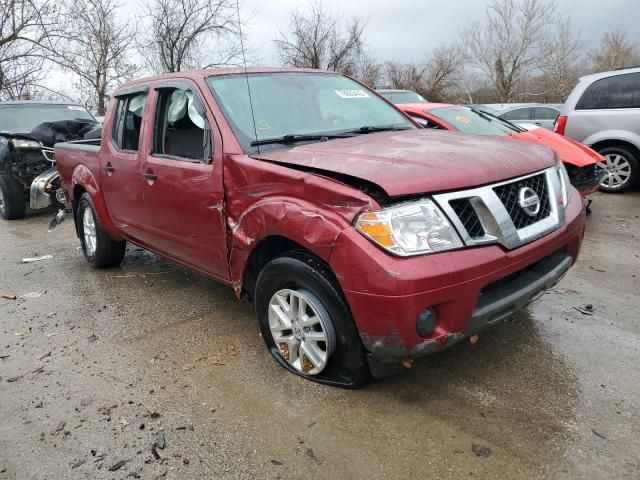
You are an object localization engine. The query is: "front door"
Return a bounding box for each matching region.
[138,81,229,281]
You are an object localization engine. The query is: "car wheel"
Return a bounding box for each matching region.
[254,250,370,388]
[0,174,26,220]
[76,192,126,268]
[596,146,639,193]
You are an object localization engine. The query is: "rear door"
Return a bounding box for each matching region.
[533,107,560,130]
[138,80,229,280]
[101,88,149,239]
[500,107,533,128]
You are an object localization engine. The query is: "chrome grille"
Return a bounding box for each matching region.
[493,173,551,229]
[434,167,565,251]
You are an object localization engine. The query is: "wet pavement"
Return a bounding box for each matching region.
[0,192,638,479]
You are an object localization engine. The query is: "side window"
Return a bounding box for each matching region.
[534,107,559,120]
[576,73,640,110]
[154,87,211,162]
[112,92,147,151]
[501,108,532,121]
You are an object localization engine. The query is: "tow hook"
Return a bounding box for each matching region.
[48,208,71,231]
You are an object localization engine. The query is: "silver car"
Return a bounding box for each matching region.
[556,67,640,192]
[497,104,563,131]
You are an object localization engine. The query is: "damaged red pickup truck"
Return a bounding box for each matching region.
[54,68,585,388]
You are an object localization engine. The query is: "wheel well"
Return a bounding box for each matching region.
[590,139,640,160]
[72,185,86,236]
[242,236,316,300]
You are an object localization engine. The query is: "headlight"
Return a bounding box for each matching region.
[556,161,570,207]
[355,199,463,256]
[10,138,42,149]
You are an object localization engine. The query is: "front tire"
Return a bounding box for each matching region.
[254,251,370,388]
[0,174,26,220]
[77,193,126,268]
[596,146,639,193]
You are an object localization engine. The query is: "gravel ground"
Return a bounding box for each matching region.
[0,192,638,480]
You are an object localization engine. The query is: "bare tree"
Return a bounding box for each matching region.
[536,18,583,101]
[381,44,463,102]
[591,31,640,72]
[54,0,137,114]
[422,44,464,101]
[275,0,367,74]
[0,0,59,99]
[462,0,558,102]
[138,0,241,73]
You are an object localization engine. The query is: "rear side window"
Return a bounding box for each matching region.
[112,92,147,151]
[501,108,532,121]
[576,73,640,110]
[534,107,559,120]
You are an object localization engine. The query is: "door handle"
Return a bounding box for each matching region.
[103,164,115,173]
[142,172,157,181]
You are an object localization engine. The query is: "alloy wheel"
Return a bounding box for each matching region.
[82,207,97,256]
[598,153,632,189]
[268,288,336,375]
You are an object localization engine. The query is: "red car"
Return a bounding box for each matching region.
[400,103,604,197]
[53,69,585,387]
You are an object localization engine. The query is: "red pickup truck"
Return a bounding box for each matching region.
[55,68,585,388]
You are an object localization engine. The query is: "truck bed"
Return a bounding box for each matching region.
[54,139,102,201]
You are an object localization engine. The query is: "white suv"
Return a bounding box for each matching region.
[555,67,640,192]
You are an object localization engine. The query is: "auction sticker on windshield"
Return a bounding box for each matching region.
[455,115,471,125]
[335,89,370,99]
[68,106,86,111]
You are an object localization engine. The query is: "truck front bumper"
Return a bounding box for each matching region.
[329,192,585,378]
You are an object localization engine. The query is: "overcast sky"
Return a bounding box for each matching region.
[238,0,640,65]
[48,0,640,99]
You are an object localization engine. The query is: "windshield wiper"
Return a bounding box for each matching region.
[470,108,525,133]
[348,125,413,134]
[250,133,351,147]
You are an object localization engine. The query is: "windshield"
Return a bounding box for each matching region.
[0,104,95,131]
[207,72,414,151]
[429,107,518,136]
[379,91,426,104]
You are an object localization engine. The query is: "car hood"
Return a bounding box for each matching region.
[510,128,602,168]
[252,129,556,197]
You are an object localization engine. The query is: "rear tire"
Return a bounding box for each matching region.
[254,250,370,388]
[596,146,639,193]
[76,192,126,268]
[0,174,26,220]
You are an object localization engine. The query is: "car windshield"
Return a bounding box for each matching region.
[430,107,517,135]
[207,72,414,151]
[379,91,426,104]
[0,104,95,131]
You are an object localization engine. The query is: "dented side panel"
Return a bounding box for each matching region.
[224,154,375,294]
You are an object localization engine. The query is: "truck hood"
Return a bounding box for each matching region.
[251,129,557,197]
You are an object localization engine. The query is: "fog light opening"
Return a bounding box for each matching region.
[416,308,437,338]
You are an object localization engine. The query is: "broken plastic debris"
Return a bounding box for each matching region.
[20,290,47,299]
[108,460,126,471]
[156,431,166,449]
[21,255,53,263]
[471,443,491,458]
